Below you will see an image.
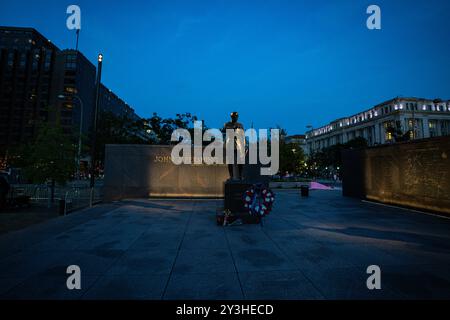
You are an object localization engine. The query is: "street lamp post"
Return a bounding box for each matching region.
[90,53,103,207]
[58,94,84,180]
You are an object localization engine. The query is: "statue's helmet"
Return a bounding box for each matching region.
[231,111,239,118]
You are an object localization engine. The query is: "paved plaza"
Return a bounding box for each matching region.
[0,190,450,299]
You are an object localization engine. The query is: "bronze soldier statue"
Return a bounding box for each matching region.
[223,112,245,180]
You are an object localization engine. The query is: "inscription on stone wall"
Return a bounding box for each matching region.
[104,145,230,200]
[153,155,223,166]
[344,136,450,214]
[154,155,172,163]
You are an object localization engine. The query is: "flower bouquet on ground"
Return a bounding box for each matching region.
[216,208,242,226]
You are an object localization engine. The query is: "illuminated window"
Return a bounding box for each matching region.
[386,132,393,140]
[64,87,77,94]
[407,119,416,139]
[384,122,395,141]
[429,120,437,137]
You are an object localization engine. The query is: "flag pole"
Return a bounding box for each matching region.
[75,29,80,51]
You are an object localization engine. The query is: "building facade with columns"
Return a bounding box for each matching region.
[305,97,450,155]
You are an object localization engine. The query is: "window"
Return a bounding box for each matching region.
[386,131,393,140]
[429,120,437,137]
[64,86,77,94]
[407,119,417,139]
[64,78,76,85]
[65,54,77,62]
[61,110,72,118]
[441,121,449,136]
[65,62,76,70]
[384,121,395,141]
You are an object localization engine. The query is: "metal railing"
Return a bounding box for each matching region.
[63,186,102,215]
[8,183,103,214]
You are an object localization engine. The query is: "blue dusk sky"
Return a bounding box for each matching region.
[1,0,450,133]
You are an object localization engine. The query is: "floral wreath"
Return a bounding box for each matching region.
[243,185,275,217]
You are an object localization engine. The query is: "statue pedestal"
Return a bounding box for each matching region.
[223,180,261,224]
[224,180,253,214]
[218,162,270,226]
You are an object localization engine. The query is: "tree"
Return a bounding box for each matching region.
[307,137,368,178]
[386,125,412,143]
[345,136,368,149]
[279,142,306,175]
[94,111,147,163]
[93,112,203,167]
[21,123,77,201]
[146,112,199,144]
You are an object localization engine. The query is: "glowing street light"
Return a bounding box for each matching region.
[90,53,103,207]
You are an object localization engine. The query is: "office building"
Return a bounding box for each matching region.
[50,49,96,135]
[99,84,139,120]
[305,97,450,154]
[0,26,59,152]
[0,26,149,161]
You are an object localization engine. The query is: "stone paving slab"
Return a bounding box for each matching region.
[0,190,450,299]
[163,272,243,300]
[82,275,168,300]
[238,270,324,300]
